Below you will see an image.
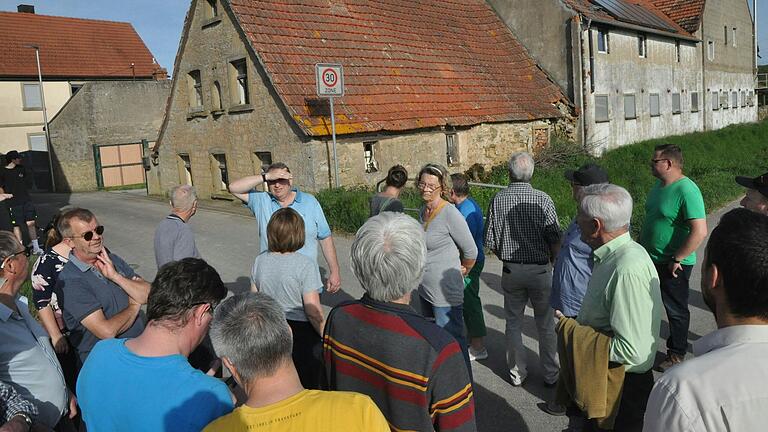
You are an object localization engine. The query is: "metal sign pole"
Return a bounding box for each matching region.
[330,96,339,188]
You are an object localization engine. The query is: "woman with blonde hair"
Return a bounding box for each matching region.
[416,163,477,369]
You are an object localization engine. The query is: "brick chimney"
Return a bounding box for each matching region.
[152,67,168,81]
[17,4,35,13]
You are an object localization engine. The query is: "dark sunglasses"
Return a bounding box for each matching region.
[1,246,31,269]
[756,174,768,187]
[70,225,105,241]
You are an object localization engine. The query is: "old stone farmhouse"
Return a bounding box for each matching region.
[489,0,757,153]
[150,0,572,197]
[48,81,171,192]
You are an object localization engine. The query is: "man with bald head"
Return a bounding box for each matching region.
[154,185,201,268]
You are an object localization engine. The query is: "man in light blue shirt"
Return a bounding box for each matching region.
[550,163,608,318]
[229,162,341,292]
[0,231,70,429]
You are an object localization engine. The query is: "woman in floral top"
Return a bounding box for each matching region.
[31,211,71,355]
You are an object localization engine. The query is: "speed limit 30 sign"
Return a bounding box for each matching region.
[315,63,344,97]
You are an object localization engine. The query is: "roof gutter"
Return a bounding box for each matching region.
[589,17,701,43]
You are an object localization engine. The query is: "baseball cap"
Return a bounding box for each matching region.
[564,163,609,186]
[5,151,20,161]
[735,172,768,199]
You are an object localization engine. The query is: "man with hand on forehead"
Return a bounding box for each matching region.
[55,208,150,364]
[229,162,341,293]
[736,171,768,216]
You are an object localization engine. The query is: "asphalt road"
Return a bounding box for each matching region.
[31,190,738,432]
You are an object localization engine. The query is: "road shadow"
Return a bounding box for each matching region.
[475,325,553,403]
[474,382,531,432]
[481,270,502,296]
[225,276,251,295]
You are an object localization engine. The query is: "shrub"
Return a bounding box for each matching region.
[318,121,768,236]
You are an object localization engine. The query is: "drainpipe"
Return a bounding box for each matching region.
[583,17,593,151]
[701,16,707,131]
[574,16,587,148]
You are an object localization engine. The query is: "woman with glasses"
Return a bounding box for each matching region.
[250,207,326,389]
[369,165,408,217]
[416,164,477,370]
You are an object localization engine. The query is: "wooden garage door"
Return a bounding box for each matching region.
[94,143,145,189]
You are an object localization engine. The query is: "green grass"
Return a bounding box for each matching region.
[317,120,768,236]
[19,259,37,316]
[103,183,146,191]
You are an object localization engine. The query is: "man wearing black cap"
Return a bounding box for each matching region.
[550,163,609,319]
[736,171,768,215]
[0,151,42,254]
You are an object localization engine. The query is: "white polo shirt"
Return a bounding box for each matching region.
[644,325,768,431]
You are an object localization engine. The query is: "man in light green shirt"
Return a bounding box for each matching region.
[568,184,662,430]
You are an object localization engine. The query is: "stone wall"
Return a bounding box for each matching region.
[48,80,170,191]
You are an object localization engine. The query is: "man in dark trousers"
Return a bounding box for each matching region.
[0,151,42,254]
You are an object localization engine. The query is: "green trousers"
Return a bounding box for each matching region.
[463,259,487,338]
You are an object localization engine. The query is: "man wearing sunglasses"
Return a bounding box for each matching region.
[639,144,707,372]
[0,231,74,430]
[77,258,233,432]
[228,162,342,293]
[736,171,768,216]
[55,208,150,364]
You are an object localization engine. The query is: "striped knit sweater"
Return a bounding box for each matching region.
[324,295,476,432]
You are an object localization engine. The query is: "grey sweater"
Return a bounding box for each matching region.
[418,203,478,307]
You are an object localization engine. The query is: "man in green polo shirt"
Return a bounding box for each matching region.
[639,144,707,372]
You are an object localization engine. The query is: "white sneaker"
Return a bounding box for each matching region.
[509,371,527,386]
[468,347,488,361]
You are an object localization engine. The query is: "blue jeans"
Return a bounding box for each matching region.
[419,295,472,379]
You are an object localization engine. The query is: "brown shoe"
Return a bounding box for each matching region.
[655,353,684,372]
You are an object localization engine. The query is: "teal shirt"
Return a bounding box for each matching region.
[639,177,705,265]
[577,233,662,373]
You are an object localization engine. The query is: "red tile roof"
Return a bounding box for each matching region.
[563,0,694,38]
[228,0,566,137]
[648,0,705,33]
[0,12,160,79]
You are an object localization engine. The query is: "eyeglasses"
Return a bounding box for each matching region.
[417,182,441,191]
[651,158,670,165]
[191,301,217,315]
[69,225,104,241]
[0,246,31,269]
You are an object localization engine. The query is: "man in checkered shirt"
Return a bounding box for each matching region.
[485,151,562,387]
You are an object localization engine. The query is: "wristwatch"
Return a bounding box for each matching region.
[261,173,267,183]
[12,412,33,430]
[672,257,681,263]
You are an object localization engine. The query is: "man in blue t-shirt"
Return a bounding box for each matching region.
[228,162,341,292]
[449,173,487,361]
[77,258,233,432]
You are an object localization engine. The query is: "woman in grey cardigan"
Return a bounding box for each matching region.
[416,164,477,368]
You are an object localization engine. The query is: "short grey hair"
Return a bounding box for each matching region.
[0,231,21,284]
[350,212,426,302]
[210,292,292,383]
[170,185,197,211]
[508,152,535,182]
[579,183,633,232]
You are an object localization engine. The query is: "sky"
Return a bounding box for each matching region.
[2,0,768,75]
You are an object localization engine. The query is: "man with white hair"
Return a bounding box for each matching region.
[566,184,662,430]
[324,212,476,432]
[485,151,561,387]
[154,185,200,268]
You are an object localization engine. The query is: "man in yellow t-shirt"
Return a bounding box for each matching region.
[203,292,389,432]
